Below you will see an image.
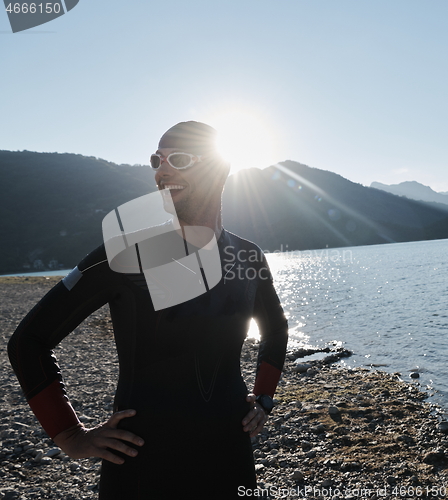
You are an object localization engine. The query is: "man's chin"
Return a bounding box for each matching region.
[163,198,187,219]
[160,188,185,216]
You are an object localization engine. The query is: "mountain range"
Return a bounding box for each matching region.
[371,181,448,206]
[223,162,448,251]
[1,151,448,274]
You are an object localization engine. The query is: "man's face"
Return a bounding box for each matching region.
[155,147,222,222]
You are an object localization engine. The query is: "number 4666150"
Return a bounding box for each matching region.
[5,3,62,14]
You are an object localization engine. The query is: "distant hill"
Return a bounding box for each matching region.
[0,151,156,274]
[371,181,448,206]
[223,162,448,251]
[1,151,448,274]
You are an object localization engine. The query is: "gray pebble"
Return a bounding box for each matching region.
[328,406,340,415]
[438,421,448,433]
[293,363,312,374]
[290,470,304,481]
[45,448,61,458]
[2,491,20,500]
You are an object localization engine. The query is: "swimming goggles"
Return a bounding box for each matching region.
[150,152,203,170]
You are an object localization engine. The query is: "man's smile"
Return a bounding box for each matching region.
[161,184,186,190]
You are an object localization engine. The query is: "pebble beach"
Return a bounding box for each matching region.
[1,277,448,499]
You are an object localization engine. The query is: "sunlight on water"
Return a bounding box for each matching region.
[246,318,260,341]
[267,239,448,411]
[285,324,312,350]
[246,318,311,351]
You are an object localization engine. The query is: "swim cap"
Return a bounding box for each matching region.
[158,121,219,155]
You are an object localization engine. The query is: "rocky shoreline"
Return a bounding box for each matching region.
[1,277,448,499]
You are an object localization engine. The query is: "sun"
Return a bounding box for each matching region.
[208,109,278,175]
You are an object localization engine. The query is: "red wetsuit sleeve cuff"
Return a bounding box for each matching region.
[253,361,282,398]
[28,379,81,439]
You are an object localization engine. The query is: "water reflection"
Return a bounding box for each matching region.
[264,239,448,410]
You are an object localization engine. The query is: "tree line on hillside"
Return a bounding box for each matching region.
[222,161,448,251]
[1,151,448,274]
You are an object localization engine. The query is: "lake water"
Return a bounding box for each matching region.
[0,269,71,277]
[4,239,448,411]
[263,238,448,412]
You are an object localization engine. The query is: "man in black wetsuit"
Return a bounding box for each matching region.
[8,121,288,499]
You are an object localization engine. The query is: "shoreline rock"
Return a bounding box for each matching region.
[1,278,448,499]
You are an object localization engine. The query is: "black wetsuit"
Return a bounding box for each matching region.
[8,229,288,499]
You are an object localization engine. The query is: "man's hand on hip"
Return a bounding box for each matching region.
[53,409,145,464]
[242,394,268,438]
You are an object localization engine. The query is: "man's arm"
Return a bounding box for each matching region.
[252,277,288,397]
[8,248,111,438]
[7,246,144,462]
[242,254,288,436]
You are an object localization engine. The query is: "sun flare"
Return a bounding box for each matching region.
[209,110,277,175]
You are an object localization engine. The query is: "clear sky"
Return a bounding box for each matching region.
[1,0,447,191]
